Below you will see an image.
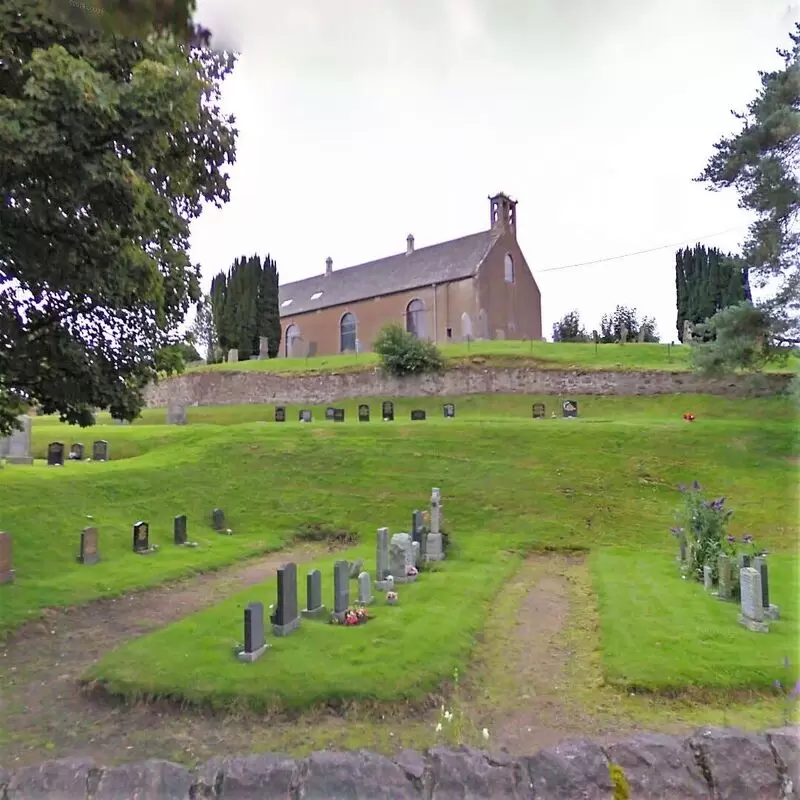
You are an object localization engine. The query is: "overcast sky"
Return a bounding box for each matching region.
[190,0,799,343]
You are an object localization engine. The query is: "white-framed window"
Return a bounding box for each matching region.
[504,253,514,283]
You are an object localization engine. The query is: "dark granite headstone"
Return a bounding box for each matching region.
[333,560,349,621]
[78,527,99,564]
[333,408,345,422]
[69,443,84,461]
[411,510,424,544]
[274,406,286,423]
[272,562,300,636]
[174,514,187,545]
[410,409,426,421]
[301,568,327,620]
[358,404,370,422]
[0,531,15,583]
[239,601,267,662]
[92,440,109,461]
[532,403,546,419]
[299,409,312,423]
[325,406,336,421]
[212,508,225,531]
[132,521,150,553]
[562,400,578,418]
[47,442,65,466]
[443,403,455,418]
[382,401,394,421]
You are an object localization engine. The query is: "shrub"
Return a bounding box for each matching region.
[373,324,445,377]
[294,522,359,549]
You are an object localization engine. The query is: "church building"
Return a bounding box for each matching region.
[277,192,542,357]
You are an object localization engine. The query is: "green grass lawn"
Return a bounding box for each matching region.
[186,340,799,375]
[3,394,798,709]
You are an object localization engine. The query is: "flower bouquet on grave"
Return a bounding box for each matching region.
[331,607,370,626]
[406,565,418,578]
[683,412,696,422]
[386,591,398,606]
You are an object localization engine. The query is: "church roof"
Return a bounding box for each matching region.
[278,228,500,317]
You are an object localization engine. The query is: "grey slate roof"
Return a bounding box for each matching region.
[278,228,500,317]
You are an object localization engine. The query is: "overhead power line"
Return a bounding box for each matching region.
[536,226,748,274]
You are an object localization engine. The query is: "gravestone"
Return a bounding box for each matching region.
[738,567,769,632]
[532,403,546,419]
[167,404,187,425]
[301,569,327,620]
[717,554,732,600]
[412,540,421,567]
[425,531,444,562]
[357,571,373,605]
[389,533,416,583]
[0,532,15,583]
[326,406,336,421]
[348,559,364,579]
[174,515,187,545]
[411,510,424,544]
[430,487,441,535]
[274,406,286,423]
[132,521,153,554]
[683,319,694,343]
[443,403,455,418]
[212,508,225,531]
[78,527,100,565]
[259,336,270,359]
[358,404,370,422]
[753,556,780,620]
[382,401,394,421]
[69,443,84,461]
[676,530,687,564]
[333,408,345,422]
[637,326,647,343]
[333,560,350,622]
[299,409,312,423]
[228,348,239,363]
[47,442,65,466]
[376,527,391,591]
[703,565,713,591]
[410,409,426,421]
[4,415,33,464]
[92,440,109,461]
[238,601,269,662]
[562,400,578,418]
[739,554,751,569]
[271,562,301,636]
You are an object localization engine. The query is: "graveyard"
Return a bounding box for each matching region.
[0,392,797,766]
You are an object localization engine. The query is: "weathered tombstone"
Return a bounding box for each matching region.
[382,401,394,421]
[212,508,225,531]
[532,403,546,419]
[358,404,370,422]
[132,521,153,554]
[238,601,269,662]
[167,404,187,425]
[425,531,444,562]
[4,415,33,464]
[333,408,345,422]
[47,441,65,466]
[683,319,694,343]
[410,409,426,421]
[227,348,239,363]
[301,569,328,620]
[443,403,455,418]
[333,560,350,622]
[348,559,364,579]
[92,440,109,461]
[174,514,187,545]
[259,336,270,359]
[357,571,373,605]
[717,554,732,600]
[411,540,421,567]
[78,527,100,565]
[271,562,301,636]
[376,527,391,590]
[753,556,780,620]
[274,406,286,423]
[0,532,15,583]
[389,533,416,583]
[637,326,647,343]
[299,409,312,423]
[325,406,336,421]
[738,567,769,632]
[69,442,85,461]
[703,565,713,591]
[562,400,578,418]
[430,487,441,535]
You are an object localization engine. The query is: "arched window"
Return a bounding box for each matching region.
[504,253,514,283]
[340,312,357,352]
[406,299,425,338]
[284,324,301,358]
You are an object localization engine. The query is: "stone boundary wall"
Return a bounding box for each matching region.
[144,367,791,407]
[1,727,797,799]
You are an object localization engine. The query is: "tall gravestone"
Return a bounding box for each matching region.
[227,348,239,363]
[0,532,15,583]
[259,337,270,359]
[272,562,301,636]
[301,569,327,620]
[717,554,732,600]
[167,404,187,425]
[358,404,370,422]
[357,571,373,605]
[238,601,268,662]
[333,560,350,622]
[47,442,65,466]
[212,508,225,531]
[753,556,780,620]
[132,521,153,554]
[738,567,769,632]
[4,415,33,465]
[174,515,188,545]
[426,487,445,562]
[382,401,394,421]
[375,527,390,590]
[389,533,416,583]
[92,440,109,461]
[78,527,100,565]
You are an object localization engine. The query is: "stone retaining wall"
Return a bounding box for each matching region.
[1,727,797,799]
[144,367,791,407]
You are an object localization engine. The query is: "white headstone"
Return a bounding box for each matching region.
[4,415,33,465]
[430,487,441,536]
[738,567,769,632]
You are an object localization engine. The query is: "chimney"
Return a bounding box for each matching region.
[406,234,415,255]
[325,256,333,276]
[489,192,518,236]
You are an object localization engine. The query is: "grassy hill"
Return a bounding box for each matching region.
[185,340,800,375]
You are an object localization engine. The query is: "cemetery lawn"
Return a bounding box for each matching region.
[15,393,786,712]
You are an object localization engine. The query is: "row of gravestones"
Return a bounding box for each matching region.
[0,509,231,584]
[238,488,448,661]
[675,537,780,633]
[44,440,109,465]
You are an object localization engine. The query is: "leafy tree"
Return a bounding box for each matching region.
[373,324,445,377]
[695,24,799,354]
[0,0,236,435]
[190,294,218,362]
[154,339,200,375]
[552,310,589,342]
[675,245,752,341]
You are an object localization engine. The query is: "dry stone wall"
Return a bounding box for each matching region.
[1,727,797,799]
[144,367,790,408]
